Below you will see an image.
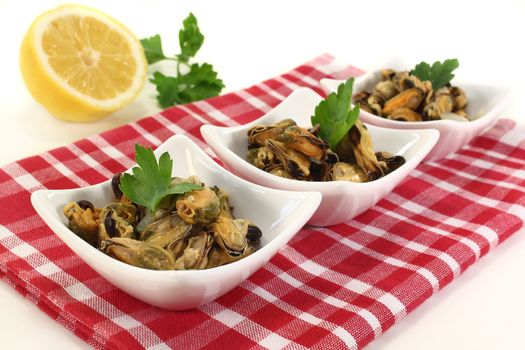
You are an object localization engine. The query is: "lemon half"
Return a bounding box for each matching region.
[20,5,147,122]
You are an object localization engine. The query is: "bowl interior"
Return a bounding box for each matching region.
[215,88,426,173]
[34,135,320,257]
[323,57,508,124]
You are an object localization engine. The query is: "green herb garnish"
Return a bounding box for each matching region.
[140,13,224,108]
[410,59,459,90]
[140,34,167,65]
[119,145,202,212]
[176,13,204,64]
[150,63,224,108]
[311,78,360,150]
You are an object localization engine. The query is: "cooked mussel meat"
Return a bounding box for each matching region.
[246,113,403,183]
[100,237,175,270]
[98,203,137,242]
[246,224,262,243]
[140,213,192,248]
[330,162,368,182]
[210,217,250,257]
[388,107,423,122]
[266,139,312,180]
[246,146,276,170]
[336,121,388,180]
[63,201,100,246]
[111,174,124,201]
[267,164,293,178]
[206,244,255,269]
[215,187,234,219]
[382,88,424,115]
[64,174,261,270]
[278,125,327,160]
[176,187,220,225]
[423,87,454,120]
[248,119,296,147]
[174,232,214,270]
[375,152,406,174]
[354,67,469,121]
[373,80,398,101]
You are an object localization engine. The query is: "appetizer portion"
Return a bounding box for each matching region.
[246,79,405,182]
[354,59,470,122]
[63,145,261,271]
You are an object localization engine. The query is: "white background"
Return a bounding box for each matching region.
[1,0,524,349]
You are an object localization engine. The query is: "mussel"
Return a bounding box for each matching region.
[266,139,312,180]
[388,107,423,122]
[246,146,276,170]
[424,87,455,120]
[100,237,175,270]
[373,80,398,101]
[336,121,388,180]
[174,232,214,270]
[63,201,100,246]
[382,88,424,115]
[176,187,221,225]
[206,244,254,269]
[277,125,327,161]
[210,217,251,257]
[215,187,233,219]
[247,119,334,181]
[98,203,137,242]
[248,119,296,148]
[111,174,124,201]
[140,213,191,248]
[375,152,406,174]
[330,162,368,182]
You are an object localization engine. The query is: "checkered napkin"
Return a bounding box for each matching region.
[1,54,524,349]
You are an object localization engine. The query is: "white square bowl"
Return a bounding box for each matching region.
[31,134,321,310]
[320,57,509,161]
[201,87,439,227]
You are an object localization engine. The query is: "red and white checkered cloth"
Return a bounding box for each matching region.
[1,54,524,349]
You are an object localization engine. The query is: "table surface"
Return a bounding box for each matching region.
[1,0,525,349]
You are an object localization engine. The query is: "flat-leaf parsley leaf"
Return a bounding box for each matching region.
[177,13,204,63]
[311,78,360,150]
[119,145,202,212]
[150,63,224,108]
[140,34,167,65]
[411,58,459,90]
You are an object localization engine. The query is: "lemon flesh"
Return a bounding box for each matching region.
[20,5,147,122]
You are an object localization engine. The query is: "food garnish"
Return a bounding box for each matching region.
[410,59,460,90]
[140,34,168,64]
[141,13,225,108]
[311,78,360,150]
[119,145,202,213]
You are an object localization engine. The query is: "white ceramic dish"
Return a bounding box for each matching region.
[201,87,439,226]
[320,58,508,161]
[31,134,321,310]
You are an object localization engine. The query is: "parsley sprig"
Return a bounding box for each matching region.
[411,59,459,90]
[119,145,202,213]
[311,78,360,150]
[140,13,225,108]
